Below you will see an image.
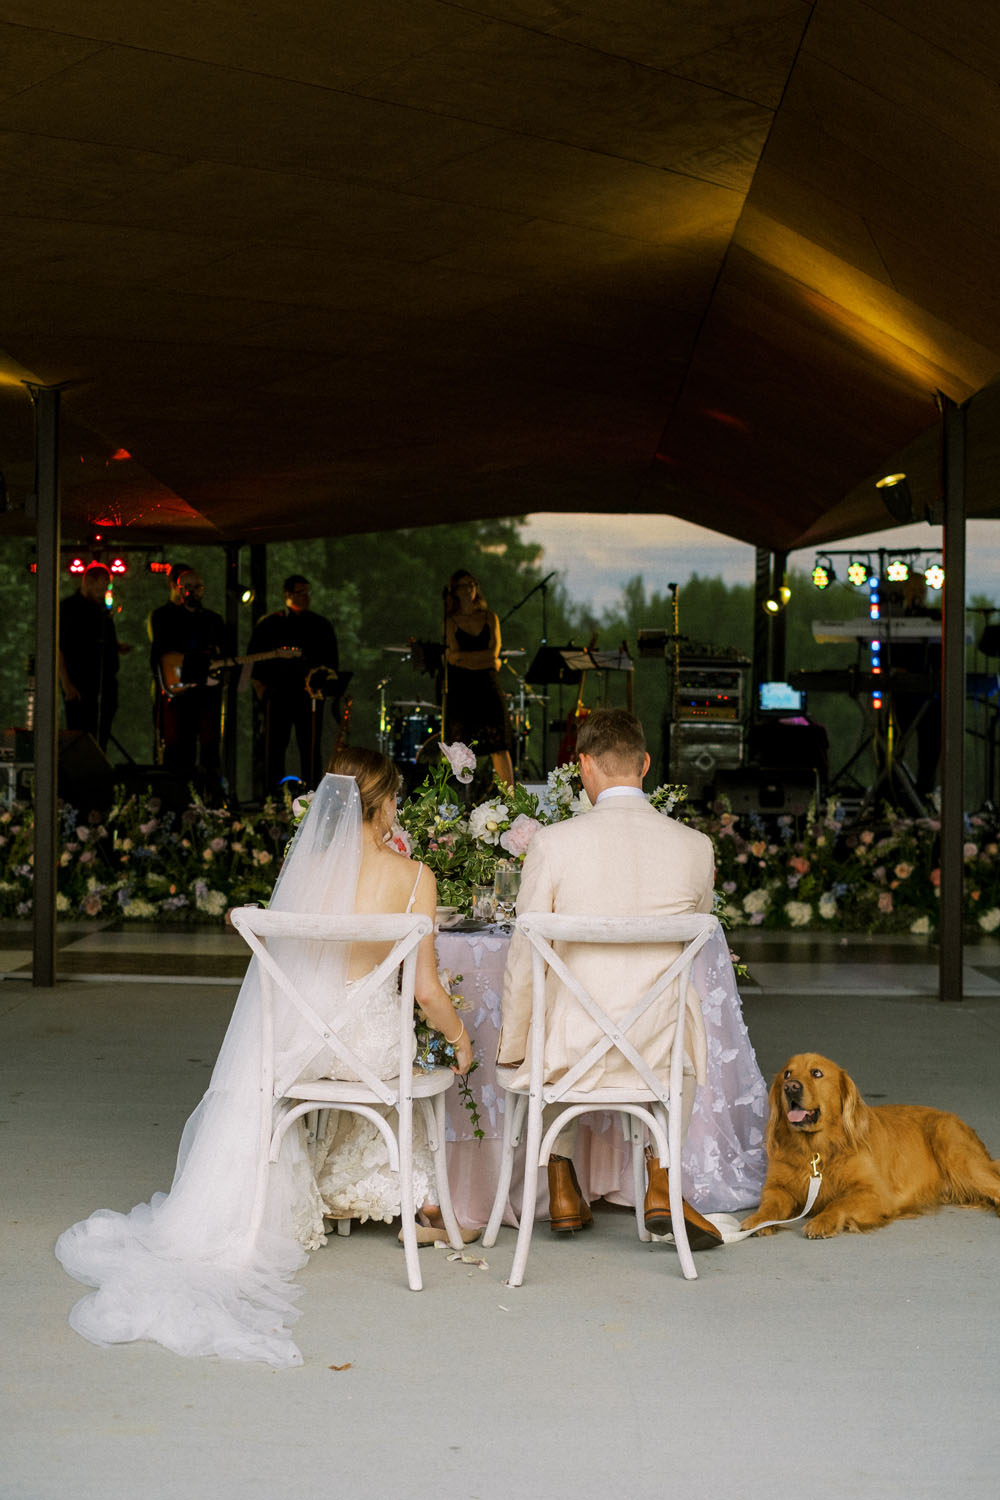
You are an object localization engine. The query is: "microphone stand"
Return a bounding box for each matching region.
[501,572,556,774]
[439,587,449,745]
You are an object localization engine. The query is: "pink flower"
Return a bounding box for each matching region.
[789,856,810,875]
[877,892,894,913]
[930,868,941,887]
[963,841,978,860]
[500,814,541,857]
[210,837,225,853]
[82,893,102,916]
[860,830,874,845]
[388,822,412,857]
[441,742,476,784]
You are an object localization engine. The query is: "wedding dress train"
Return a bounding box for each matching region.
[56,775,416,1367]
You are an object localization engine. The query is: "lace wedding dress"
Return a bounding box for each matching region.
[307,967,436,1230]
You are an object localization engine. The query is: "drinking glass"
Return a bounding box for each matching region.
[493,861,521,929]
[472,885,495,922]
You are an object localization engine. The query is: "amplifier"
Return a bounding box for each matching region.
[675,704,741,721]
[668,720,744,794]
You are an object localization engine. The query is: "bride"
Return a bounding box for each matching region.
[56,749,474,1367]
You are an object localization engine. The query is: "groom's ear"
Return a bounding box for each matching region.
[641,751,650,779]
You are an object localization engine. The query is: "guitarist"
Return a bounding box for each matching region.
[247,574,340,792]
[151,569,231,794]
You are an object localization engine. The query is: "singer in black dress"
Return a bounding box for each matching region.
[443,570,513,787]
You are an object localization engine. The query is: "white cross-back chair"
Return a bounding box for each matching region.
[482,910,720,1284]
[230,906,464,1290]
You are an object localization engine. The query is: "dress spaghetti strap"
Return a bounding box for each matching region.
[405,862,424,913]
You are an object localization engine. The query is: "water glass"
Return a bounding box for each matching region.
[493,861,521,927]
[472,885,496,922]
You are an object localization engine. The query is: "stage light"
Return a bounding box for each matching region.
[876,471,914,523]
[925,563,945,590]
[228,580,255,606]
[847,557,869,587]
[812,555,834,589]
[763,582,791,615]
[68,556,86,574]
[886,558,910,582]
[148,560,171,574]
[109,556,128,575]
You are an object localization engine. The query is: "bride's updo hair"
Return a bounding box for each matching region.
[327,746,400,821]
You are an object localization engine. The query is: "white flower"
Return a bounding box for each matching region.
[742,888,770,915]
[469,800,509,845]
[977,907,1000,933]
[122,898,157,918]
[499,814,541,857]
[388,821,412,857]
[818,892,838,920]
[441,741,476,784]
[910,915,931,935]
[195,887,228,916]
[785,900,813,928]
[569,788,593,815]
[291,792,315,821]
[56,892,70,912]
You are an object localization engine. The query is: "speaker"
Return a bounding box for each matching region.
[713,766,817,816]
[57,731,115,813]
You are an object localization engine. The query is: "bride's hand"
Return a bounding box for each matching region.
[451,1026,475,1074]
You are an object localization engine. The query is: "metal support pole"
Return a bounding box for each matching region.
[770,550,789,683]
[249,544,268,803]
[939,397,967,1002]
[223,542,241,800]
[30,385,61,988]
[752,547,770,704]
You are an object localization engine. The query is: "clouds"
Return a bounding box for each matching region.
[522,512,999,611]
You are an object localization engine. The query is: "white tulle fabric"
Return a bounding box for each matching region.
[55,775,365,1368]
[309,969,435,1226]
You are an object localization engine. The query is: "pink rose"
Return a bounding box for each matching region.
[500,814,541,857]
[441,742,476,784]
[789,856,810,875]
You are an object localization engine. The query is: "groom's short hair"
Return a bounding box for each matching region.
[576,708,646,775]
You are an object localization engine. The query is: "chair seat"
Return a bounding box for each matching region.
[495,1064,679,1107]
[284,1066,455,1103]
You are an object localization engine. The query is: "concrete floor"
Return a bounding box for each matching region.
[2,929,999,1500]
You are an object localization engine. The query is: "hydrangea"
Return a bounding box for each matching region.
[910,915,931,935]
[742,889,770,915]
[785,900,812,927]
[818,891,838,920]
[195,887,228,917]
[978,907,1000,933]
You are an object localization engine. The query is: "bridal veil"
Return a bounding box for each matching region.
[55,774,363,1367]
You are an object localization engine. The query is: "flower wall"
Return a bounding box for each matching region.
[2,758,999,935]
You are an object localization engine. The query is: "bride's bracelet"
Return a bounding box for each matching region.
[443,1020,466,1047]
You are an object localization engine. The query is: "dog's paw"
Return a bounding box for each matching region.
[746,1223,778,1237]
[803,1214,842,1239]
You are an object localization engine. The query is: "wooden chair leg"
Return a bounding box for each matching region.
[483,1092,526,1248]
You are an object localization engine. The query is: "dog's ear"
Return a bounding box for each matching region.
[765,1069,789,1153]
[838,1067,870,1148]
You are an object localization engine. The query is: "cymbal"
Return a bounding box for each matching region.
[501,648,526,657]
[382,644,411,654]
[391,699,438,710]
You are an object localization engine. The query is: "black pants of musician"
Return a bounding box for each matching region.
[264,693,325,791]
[159,689,223,790]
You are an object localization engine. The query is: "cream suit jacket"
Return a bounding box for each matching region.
[498,795,715,1092]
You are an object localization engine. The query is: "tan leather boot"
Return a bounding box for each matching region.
[547,1156,583,1232]
[644,1151,723,1250]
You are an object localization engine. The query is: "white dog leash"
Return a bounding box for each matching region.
[684,1153,824,1246]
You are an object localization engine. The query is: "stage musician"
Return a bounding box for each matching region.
[58,563,128,751]
[248,575,340,791]
[151,570,230,793]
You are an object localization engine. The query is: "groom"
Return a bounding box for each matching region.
[498,707,724,1249]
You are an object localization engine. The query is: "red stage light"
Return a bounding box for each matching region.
[68,557,87,574]
[109,556,128,574]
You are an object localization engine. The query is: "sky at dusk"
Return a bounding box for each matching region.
[522,513,1000,616]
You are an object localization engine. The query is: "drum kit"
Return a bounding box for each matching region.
[377,642,547,778]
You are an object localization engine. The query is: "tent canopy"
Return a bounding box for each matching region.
[2,0,999,551]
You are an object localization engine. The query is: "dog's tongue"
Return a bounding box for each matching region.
[787,1107,809,1123]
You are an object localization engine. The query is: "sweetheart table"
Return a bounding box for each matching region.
[434,924,768,1227]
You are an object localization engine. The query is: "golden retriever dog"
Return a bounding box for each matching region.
[741,1052,1000,1239]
